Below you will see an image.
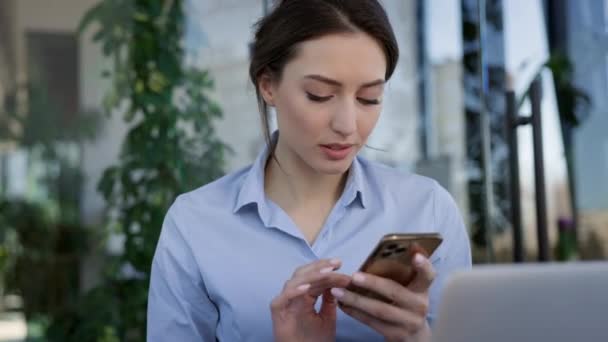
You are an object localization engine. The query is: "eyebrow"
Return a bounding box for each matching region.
[304,74,385,88]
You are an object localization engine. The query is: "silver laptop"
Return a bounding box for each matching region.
[433,262,608,342]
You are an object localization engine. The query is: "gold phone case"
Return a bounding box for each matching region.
[345,233,443,303]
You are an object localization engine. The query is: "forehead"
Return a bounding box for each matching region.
[282,32,388,84]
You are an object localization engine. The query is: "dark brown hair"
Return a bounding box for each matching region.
[249,0,399,149]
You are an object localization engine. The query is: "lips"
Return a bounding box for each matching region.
[319,143,355,160]
[321,144,353,150]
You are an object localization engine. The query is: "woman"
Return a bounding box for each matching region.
[147,1,471,341]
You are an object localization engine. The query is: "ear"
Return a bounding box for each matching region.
[258,73,276,107]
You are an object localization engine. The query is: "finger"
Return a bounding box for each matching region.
[272,273,350,313]
[319,288,338,318]
[289,265,350,289]
[270,283,311,312]
[293,258,342,277]
[282,259,342,293]
[340,304,421,338]
[331,287,406,325]
[348,272,427,314]
[407,254,436,293]
[293,272,352,296]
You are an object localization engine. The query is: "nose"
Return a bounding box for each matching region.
[330,99,357,136]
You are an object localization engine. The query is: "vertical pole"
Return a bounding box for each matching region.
[530,76,550,261]
[478,0,495,262]
[416,0,435,160]
[0,154,6,197]
[506,82,524,262]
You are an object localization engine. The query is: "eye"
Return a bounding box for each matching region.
[357,97,381,105]
[306,92,333,102]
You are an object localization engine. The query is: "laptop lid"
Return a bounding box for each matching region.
[433,262,608,342]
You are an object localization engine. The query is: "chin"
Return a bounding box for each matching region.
[312,158,353,175]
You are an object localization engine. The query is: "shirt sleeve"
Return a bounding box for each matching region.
[427,182,472,326]
[147,202,219,341]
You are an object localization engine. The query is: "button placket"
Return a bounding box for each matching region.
[312,206,347,255]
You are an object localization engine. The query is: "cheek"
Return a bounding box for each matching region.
[357,108,381,139]
[277,96,330,135]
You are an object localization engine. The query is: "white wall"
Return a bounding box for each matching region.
[428,0,463,63]
[188,0,267,171]
[362,0,420,169]
[503,0,550,97]
[431,61,469,222]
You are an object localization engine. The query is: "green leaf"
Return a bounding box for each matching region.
[102,40,115,57]
[135,80,145,94]
[133,12,150,22]
[92,29,105,42]
[98,166,119,201]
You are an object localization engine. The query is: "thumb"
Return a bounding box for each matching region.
[407,253,436,293]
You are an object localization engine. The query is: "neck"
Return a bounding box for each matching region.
[264,142,348,210]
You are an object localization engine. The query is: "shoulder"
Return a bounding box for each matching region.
[359,157,463,232]
[358,156,440,201]
[158,165,255,255]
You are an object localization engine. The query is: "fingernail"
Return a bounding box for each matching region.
[330,258,341,266]
[320,266,334,274]
[414,253,426,266]
[353,272,365,283]
[331,288,344,298]
[297,283,311,291]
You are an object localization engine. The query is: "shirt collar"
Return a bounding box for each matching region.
[233,136,271,214]
[233,132,367,215]
[340,155,367,209]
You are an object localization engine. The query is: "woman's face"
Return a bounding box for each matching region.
[260,32,387,175]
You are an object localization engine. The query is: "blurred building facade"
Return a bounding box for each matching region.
[565,0,608,257]
[0,0,470,287]
[0,0,605,278]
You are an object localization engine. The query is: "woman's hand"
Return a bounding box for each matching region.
[271,258,352,342]
[331,253,435,342]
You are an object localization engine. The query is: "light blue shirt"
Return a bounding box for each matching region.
[147,142,472,341]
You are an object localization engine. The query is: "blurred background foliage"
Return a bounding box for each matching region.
[1,0,229,340]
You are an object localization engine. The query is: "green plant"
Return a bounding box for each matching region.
[545,54,591,128]
[545,53,592,246]
[55,0,229,340]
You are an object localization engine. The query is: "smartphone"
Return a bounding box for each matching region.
[345,233,443,303]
